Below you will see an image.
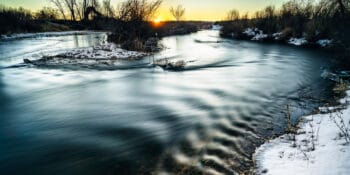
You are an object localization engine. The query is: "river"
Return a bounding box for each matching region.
[0,30,335,175]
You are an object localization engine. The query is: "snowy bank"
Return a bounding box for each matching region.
[255,90,350,175]
[237,28,334,48]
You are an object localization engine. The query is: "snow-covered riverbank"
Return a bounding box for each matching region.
[222,27,333,48]
[255,90,350,175]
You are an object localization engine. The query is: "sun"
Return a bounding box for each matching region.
[152,17,163,28]
[153,17,162,23]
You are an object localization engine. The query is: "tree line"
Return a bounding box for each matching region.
[49,0,115,21]
[0,5,68,34]
[220,0,350,48]
[0,0,116,34]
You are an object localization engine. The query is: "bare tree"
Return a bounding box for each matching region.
[80,0,89,19]
[264,6,276,34]
[102,0,115,18]
[35,7,59,20]
[49,0,104,21]
[75,0,82,20]
[241,12,249,20]
[93,0,100,7]
[317,0,349,18]
[170,5,185,21]
[49,0,67,20]
[335,0,348,16]
[64,0,77,21]
[226,9,240,21]
[117,0,163,22]
[264,6,275,19]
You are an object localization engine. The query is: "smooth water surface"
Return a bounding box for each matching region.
[0,31,334,175]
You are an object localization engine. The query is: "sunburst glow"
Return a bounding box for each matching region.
[153,17,162,23]
[152,16,163,28]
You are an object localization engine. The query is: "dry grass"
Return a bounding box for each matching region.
[329,110,350,144]
[333,79,348,92]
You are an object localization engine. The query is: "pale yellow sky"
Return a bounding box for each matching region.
[0,0,289,21]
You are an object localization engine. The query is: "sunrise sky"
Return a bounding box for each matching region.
[0,0,289,21]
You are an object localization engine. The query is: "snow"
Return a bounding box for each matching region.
[255,90,350,175]
[25,43,149,68]
[251,31,268,41]
[319,106,345,113]
[1,31,103,40]
[239,27,334,47]
[243,28,258,37]
[212,25,223,30]
[288,38,308,46]
[317,39,333,47]
[242,28,268,41]
[55,43,147,60]
[272,32,282,40]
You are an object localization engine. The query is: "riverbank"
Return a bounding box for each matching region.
[0,30,104,40]
[220,27,335,49]
[254,87,350,174]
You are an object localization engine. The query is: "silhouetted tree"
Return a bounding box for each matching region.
[109,0,163,50]
[35,7,59,20]
[102,0,115,18]
[64,0,77,21]
[170,5,185,21]
[50,0,67,20]
[117,0,162,22]
[226,9,239,21]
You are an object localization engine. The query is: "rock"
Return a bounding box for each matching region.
[155,59,186,71]
[23,59,32,64]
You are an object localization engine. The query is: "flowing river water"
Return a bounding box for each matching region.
[0,30,336,175]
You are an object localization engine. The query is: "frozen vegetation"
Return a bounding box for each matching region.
[54,43,147,60]
[255,90,350,175]
[24,43,149,69]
